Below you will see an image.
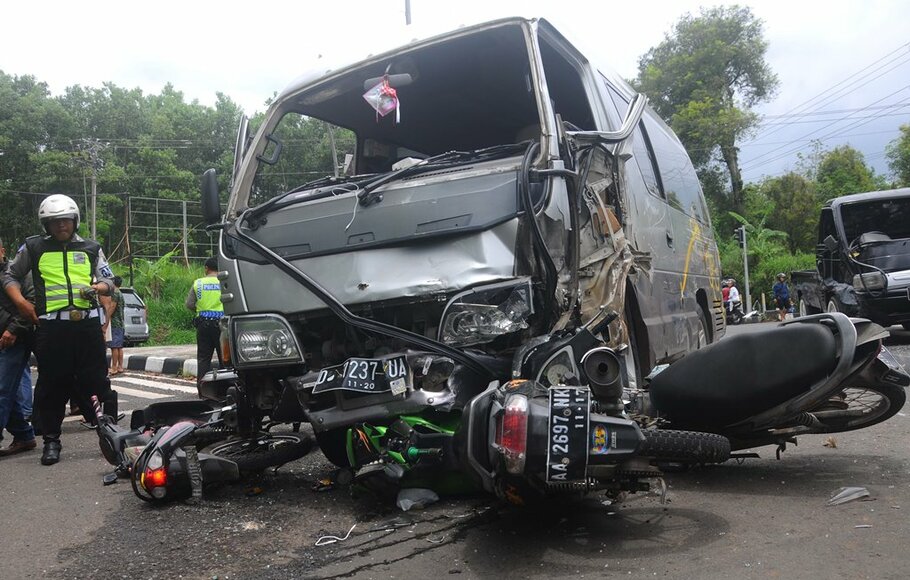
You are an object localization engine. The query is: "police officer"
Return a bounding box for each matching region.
[186,256,223,384]
[2,194,117,465]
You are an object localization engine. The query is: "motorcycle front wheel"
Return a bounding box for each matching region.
[805,383,906,433]
[208,433,313,473]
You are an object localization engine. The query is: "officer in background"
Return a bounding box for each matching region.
[186,256,223,384]
[2,194,117,465]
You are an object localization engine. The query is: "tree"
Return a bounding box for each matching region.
[815,145,884,199]
[886,124,910,186]
[635,5,778,211]
[760,172,819,254]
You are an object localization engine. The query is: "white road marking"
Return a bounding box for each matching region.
[110,385,170,400]
[116,375,198,395]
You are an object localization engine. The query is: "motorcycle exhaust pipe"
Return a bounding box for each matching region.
[581,347,624,415]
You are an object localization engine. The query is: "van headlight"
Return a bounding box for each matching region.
[439,279,533,347]
[231,314,302,366]
[853,272,886,291]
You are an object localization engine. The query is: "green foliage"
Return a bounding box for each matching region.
[758,172,820,253]
[886,124,910,186]
[131,254,201,345]
[816,145,885,199]
[0,70,246,256]
[635,5,778,209]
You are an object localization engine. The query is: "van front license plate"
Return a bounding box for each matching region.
[312,356,410,395]
[546,386,590,483]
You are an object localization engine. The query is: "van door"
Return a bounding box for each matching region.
[640,111,718,352]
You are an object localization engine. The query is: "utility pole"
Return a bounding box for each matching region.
[734,226,752,313]
[76,139,106,238]
[405,0,411,24]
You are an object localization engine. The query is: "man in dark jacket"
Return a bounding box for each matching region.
[0,237,36,457]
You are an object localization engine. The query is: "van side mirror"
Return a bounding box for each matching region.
[823,234,839,253]
[201,168,222,225]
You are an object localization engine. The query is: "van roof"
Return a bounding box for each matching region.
[271,17,634,111]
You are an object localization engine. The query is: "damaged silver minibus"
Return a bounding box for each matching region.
[199,17,724,452]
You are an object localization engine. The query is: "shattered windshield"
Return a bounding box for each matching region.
[249,24,540,208]
[840,197,910,244]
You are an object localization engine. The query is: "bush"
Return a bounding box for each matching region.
[127,255,205,345]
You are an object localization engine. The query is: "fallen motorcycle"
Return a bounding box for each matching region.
[92,397,312,502]
[640,312,909,455]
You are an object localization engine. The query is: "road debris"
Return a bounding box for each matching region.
[315,524,357,546]
[823,437,837,448]
[827,486,871,506]
[397,488,439,511]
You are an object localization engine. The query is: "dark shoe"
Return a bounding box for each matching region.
[40,439,62,465]
[0,439,37,457]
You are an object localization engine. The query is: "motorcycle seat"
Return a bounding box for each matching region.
[649,323,837,429]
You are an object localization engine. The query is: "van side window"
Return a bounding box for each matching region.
[602,80,663,199]
[642,115,709,223]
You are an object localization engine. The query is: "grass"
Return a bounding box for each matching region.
[120,256,205,345]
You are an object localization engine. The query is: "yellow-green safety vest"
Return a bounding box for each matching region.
[38,250,93,312]
[194,276,224,318]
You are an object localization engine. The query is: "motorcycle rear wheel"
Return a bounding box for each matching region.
[208,433,313,473]
[638,429,731,464]
[805,383,906,433]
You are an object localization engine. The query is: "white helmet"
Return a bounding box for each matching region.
[39,194,80,231]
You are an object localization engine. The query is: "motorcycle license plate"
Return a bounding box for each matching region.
[312,355,410,395]
[546,386,590,482]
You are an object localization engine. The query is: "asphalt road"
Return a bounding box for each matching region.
[2,323,909,579]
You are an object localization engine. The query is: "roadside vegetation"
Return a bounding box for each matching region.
[119,253,201,345]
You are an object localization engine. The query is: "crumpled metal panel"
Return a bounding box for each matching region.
[234,219,520,314]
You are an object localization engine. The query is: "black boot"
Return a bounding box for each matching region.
[41,437,62,466]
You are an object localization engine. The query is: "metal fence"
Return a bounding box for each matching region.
[127,196,216,262]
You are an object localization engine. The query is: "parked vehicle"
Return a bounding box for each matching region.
[120,287,150,345]
[792,188,910,329]
[192,17,727,500]
[725,300,744,325]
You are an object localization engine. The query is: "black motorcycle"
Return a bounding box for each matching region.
[638,313,908,455]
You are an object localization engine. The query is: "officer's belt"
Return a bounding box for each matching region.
[40,309,99,321]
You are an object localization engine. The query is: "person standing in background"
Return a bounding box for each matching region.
[0,236,36,457]
[102,276,125,375]
[186,257,223,384]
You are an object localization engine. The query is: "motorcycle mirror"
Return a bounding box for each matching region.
[823,234,839,252]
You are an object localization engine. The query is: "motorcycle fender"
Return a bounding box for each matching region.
[586,415,644,462]
[198,453,242,483]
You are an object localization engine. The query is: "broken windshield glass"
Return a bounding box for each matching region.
[840,197,910,244]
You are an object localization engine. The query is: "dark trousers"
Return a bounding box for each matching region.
[34,318,112,440]
[195,319,222,383]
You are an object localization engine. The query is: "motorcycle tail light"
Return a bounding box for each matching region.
[141,450,168,498]
[495,394,528,474]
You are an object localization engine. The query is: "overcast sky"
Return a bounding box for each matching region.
[2,0,908,183]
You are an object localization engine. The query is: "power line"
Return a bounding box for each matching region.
[747,42,910,142]
[742,85,910,171]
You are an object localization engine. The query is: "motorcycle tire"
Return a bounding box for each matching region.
[315,429,351,467]
[804,383,906,434]
[208,433,313,473]
[638,429,731,464]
